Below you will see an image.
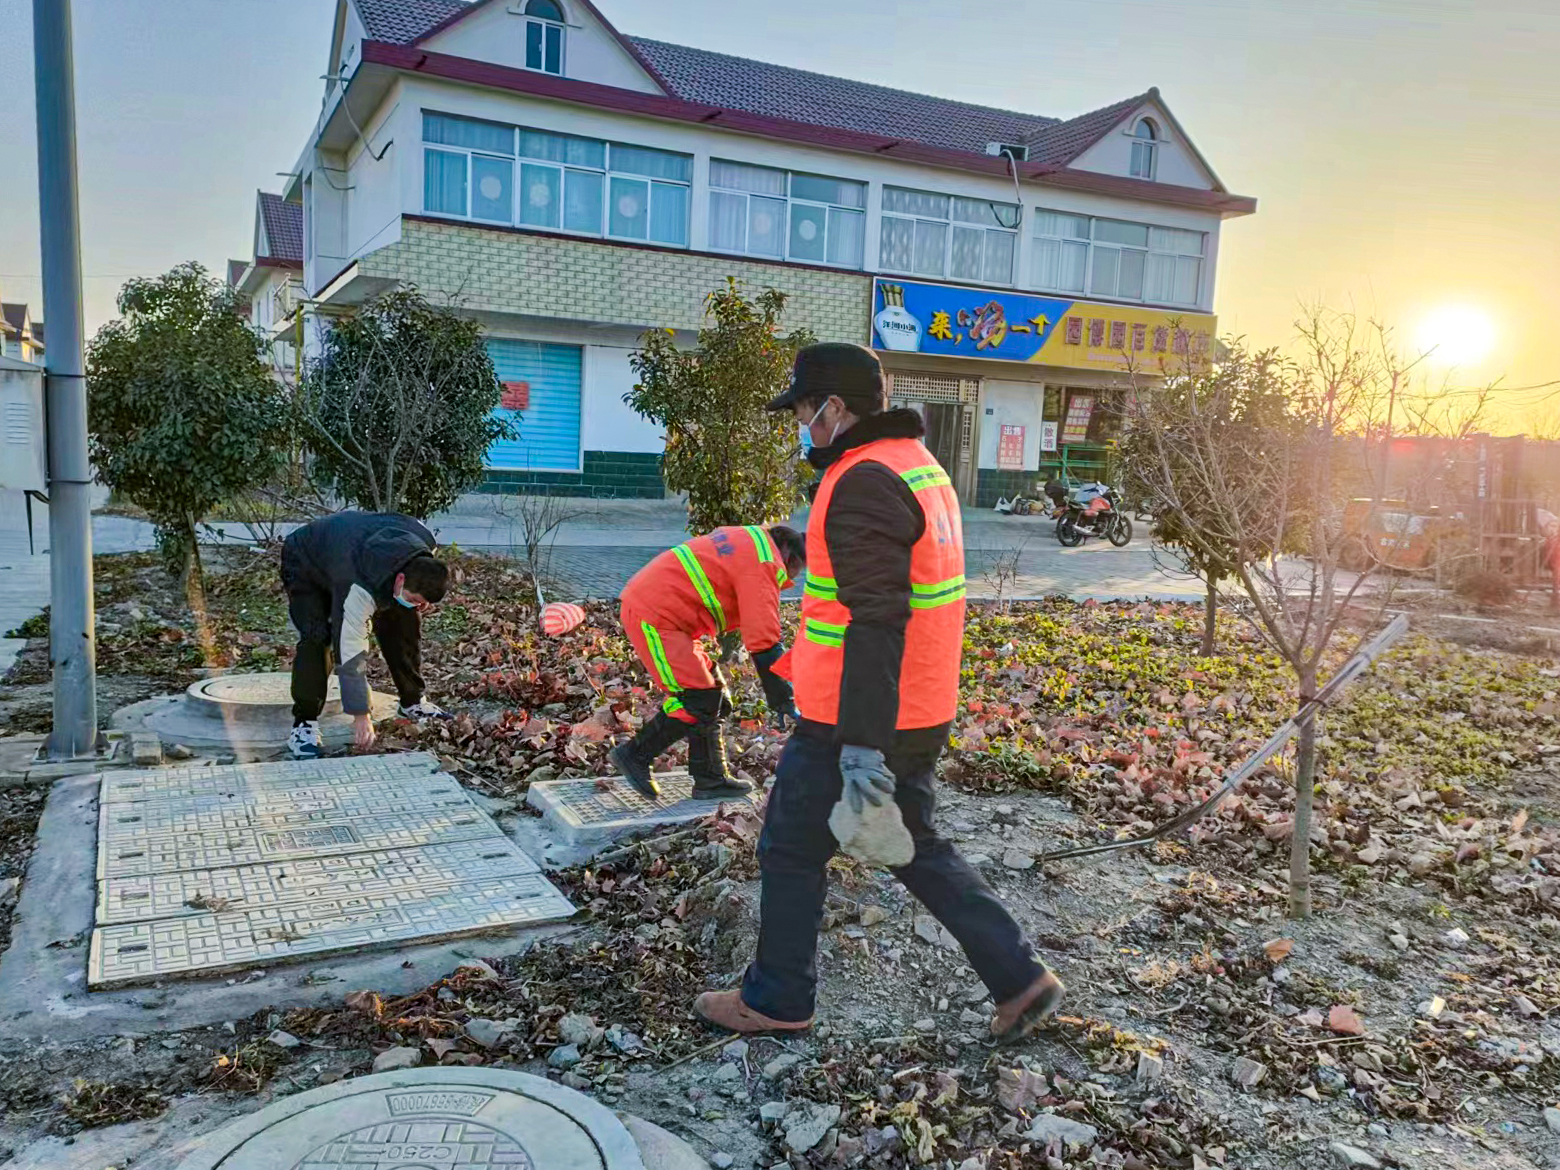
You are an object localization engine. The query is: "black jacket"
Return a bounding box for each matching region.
[798,408,953,755]
[281,511,436,713]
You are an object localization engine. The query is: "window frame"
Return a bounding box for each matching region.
[421,113,693,249]
[1029,207,1205,309]
[1128,117,1158,181]
[522,0,566,76]
[879,185,1019,286]
[707,160,867,270]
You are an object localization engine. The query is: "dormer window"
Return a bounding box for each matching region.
[1129,118,1158,180]
[523,0,564,75]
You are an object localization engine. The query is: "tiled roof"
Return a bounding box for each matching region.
[1026,90,1152,165]
[258,192,304,263]
[629,37,1057,156]
[355,0,468,45]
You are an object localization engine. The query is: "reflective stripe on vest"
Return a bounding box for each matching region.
[672,543,726,632]
[793,437,965,729]
[744,525,787,587]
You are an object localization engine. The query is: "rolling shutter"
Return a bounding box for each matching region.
[484,339,583,471]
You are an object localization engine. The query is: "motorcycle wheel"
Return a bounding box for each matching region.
[1108,514,1134,547]
[1057,517,1085,547]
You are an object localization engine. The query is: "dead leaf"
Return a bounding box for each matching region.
[1263,938,1294,962]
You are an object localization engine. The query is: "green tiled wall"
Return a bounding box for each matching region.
[479,450,664,499]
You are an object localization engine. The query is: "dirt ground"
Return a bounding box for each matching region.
[4,549,1560,1169]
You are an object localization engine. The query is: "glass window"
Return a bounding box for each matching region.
[610,143,693,183]
[1032,208,1205,307]
[881,186,1016,284]
[519,129,604,169]
[524,6,564,75]
[609,176,648,239]
[563,169,602,233]
[709,159,864,267]
[519,162,559,228]
[1130,141,1156,179]
[424,149,467,216]
[423,113,513,156]
[471,155,514,222]
[650,181,689,247]
[525,0,563,17]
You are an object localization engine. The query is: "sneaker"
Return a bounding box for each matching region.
[398,699,451,720]
[288,721,323,760]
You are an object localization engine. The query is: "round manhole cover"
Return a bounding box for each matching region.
[176,1069,644,1170]
[188,671,328,710]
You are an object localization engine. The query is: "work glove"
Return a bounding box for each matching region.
[757,667,797,724]
[839,745,896,815]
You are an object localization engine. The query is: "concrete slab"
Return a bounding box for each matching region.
[110,671,396,757]
[525,771,758,848]
[173,1068,645,1170]
[0,732,126,787]
[0,758,580,1041]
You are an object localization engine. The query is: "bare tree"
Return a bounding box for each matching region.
[492,491,594,605]
[978,539,1028,615]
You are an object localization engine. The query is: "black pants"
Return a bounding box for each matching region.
[281,546,424,724]
[739,727,1047,1022]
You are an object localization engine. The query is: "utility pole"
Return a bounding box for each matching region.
[33,0,98,758]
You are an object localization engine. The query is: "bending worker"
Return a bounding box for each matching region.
[611,524,807,799]
[693,342,1064,1042]
[280,511,451,759]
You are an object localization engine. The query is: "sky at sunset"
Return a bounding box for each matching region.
[1,0,1556,430]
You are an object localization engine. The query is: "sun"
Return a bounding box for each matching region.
[1414,304,1496,368]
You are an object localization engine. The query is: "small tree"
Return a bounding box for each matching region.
[297,288,513,518]
[627,280,814,533]
[1121,345,1298,656]
[87,262,290,577]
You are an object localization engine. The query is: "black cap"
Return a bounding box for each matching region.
[765,342,886,413]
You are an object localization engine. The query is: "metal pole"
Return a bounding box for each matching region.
[33,0,98,758]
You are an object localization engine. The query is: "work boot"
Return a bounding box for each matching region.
[990,971,1066,1044]
[687,721,752,798]
[608,711,690,799]
[692,989,813,1034]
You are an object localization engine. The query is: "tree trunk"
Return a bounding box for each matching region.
[1288,666,1319,919]
[1201,577,1218,657]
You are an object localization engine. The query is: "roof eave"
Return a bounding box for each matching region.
[360,42,1257,215]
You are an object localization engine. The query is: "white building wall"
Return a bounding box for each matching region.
[1070,105,1214,191]
[581,345,664,453]
[342,93,406,260]
[421,0,662,94]
[977,380,1045,471]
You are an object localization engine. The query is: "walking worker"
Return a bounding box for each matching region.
[693,342,1064,1042]
[280,511,452,760]
[611,524,807,799]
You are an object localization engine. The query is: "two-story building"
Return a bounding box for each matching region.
[229,192,306,380]
[0,298,45,366]
[281,0,1254,501]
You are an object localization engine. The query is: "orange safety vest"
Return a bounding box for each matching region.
[794,437,965,729]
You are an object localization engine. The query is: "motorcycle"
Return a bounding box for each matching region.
[1051,482,1133,548]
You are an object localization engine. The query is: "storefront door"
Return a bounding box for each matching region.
[923,402,963,478]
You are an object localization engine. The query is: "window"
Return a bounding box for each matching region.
[1030,209,1204,307]
[709,161,866,268]
[422,113,691,246]
[523,0,564,76]
[1129,118,1157,180]
[880,186,1017,284]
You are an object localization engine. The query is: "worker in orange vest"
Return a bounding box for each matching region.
[693,343,1063,1042]
[611,524,807,799]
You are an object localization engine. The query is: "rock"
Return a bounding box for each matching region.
[1024,1113,1099,1149]
[1001,848,1035,870]
[784,1103,841,1154]
[1232,1056,1267,1087]
[1388,933,1409,952]
[762,1053,802,1080]
[957,1159,985,1170]
[1444,927,1470,948]
[913,917,958,950]
[859,905,890,927]
[912,1017,936,1033]
[266,1030,300,1050]
[759,1101,790,1127]
[562,1071,591,1090]
[1407,853,1436,877]
[1355,843,1384,865]
[1514,994,1541,1019]
[166,743,195,761]
[712,1155,734,1170]
[0,878,18,909]
[1328,1005,1365,1036]
[960,1008,987,1026]
[865,1125,901,1156]
[546,1043,582,1070]
[372,1046,420,1072]
[711,1062,742,1086]
[965,853,994,868]
[557,1012,602,1049]
[722,1039,749,1062]
[1136,1051,1163,1084]
[130,732,162,766]
[605,1025,643,1053]
[829,796,914,868]
[464,1018,517,1048]
[1328,1141,1382,1169]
